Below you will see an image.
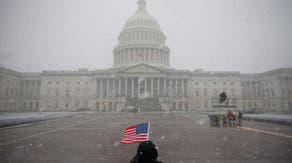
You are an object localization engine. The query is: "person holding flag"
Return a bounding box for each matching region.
[121,122,162,163]
[121,122,150,144]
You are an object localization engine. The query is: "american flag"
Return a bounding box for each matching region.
[121,123,150,144]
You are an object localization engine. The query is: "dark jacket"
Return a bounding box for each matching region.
[238,111,243,119]
[130,154,162,163]
[130,141,162,163]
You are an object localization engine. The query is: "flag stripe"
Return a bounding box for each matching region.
[121,123,149,144]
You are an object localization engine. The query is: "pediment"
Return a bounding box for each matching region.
[120,64,166,74]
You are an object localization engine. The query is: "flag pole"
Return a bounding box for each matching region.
[147,122,151,140]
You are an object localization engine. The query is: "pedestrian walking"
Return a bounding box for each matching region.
[238,111,243,126]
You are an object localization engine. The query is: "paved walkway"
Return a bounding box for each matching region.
[244,113,292,121]
[0,112,78,128]
[0,112,76,120]
[0,112,291,163]
[244,113,292,125]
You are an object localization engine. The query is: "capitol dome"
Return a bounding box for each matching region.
[113,0,170,68]
[123,1,160,31]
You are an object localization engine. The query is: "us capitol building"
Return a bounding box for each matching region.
[1,0,292,113]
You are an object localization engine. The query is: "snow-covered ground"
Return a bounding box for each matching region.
[200,111,292,122]
[0,111,291,128]
[244,113,292,122]
[0,112,79,128]
[0,112,75,120]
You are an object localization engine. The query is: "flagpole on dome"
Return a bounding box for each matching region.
[147,122,151,140]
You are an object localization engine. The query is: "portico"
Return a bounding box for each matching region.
[95,64,190,111]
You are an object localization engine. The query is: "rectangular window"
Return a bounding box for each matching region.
[24,102,27,109]
[56,90,60,96]
[196,101,200,109]
[271,89,275,96]
[66,90,70,97]
[35,102,39,109]
[96,79,101,98]
[96,102,99,110]
[204,88,208,96]
[29,102,33,109]
[4,101,8,109]
[196,90,200,96]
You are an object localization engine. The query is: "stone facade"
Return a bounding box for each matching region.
[0,0,292,113]
[0,67,41,112]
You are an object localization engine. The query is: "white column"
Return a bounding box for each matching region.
[142,48,144,61]
[151,78,154,97]
[133,50,135,63]
[125,50,128,63]
[146,48,149,61]
[132,78,134,97]
[125,78,128,96]
[138,78,141,97]
[145,78,148,94]
[169,79,172,97]
[160,51,163,63]
[163,78,166,96]
[100,79,103,98]
[157,78,160,96]
[131,48,134,62]
[175,79,178,97]
[118,79,121,95]
[150,49,153,62]
[106,79,109,97]
[157,50,160,63]
[121,51,123,64]
[114,55,116,65]
[113,79,116,97]
[123,50,126,64]
[165,53,167,64]
[182,79,185,97]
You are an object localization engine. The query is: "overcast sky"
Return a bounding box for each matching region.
[0,0,292,73]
